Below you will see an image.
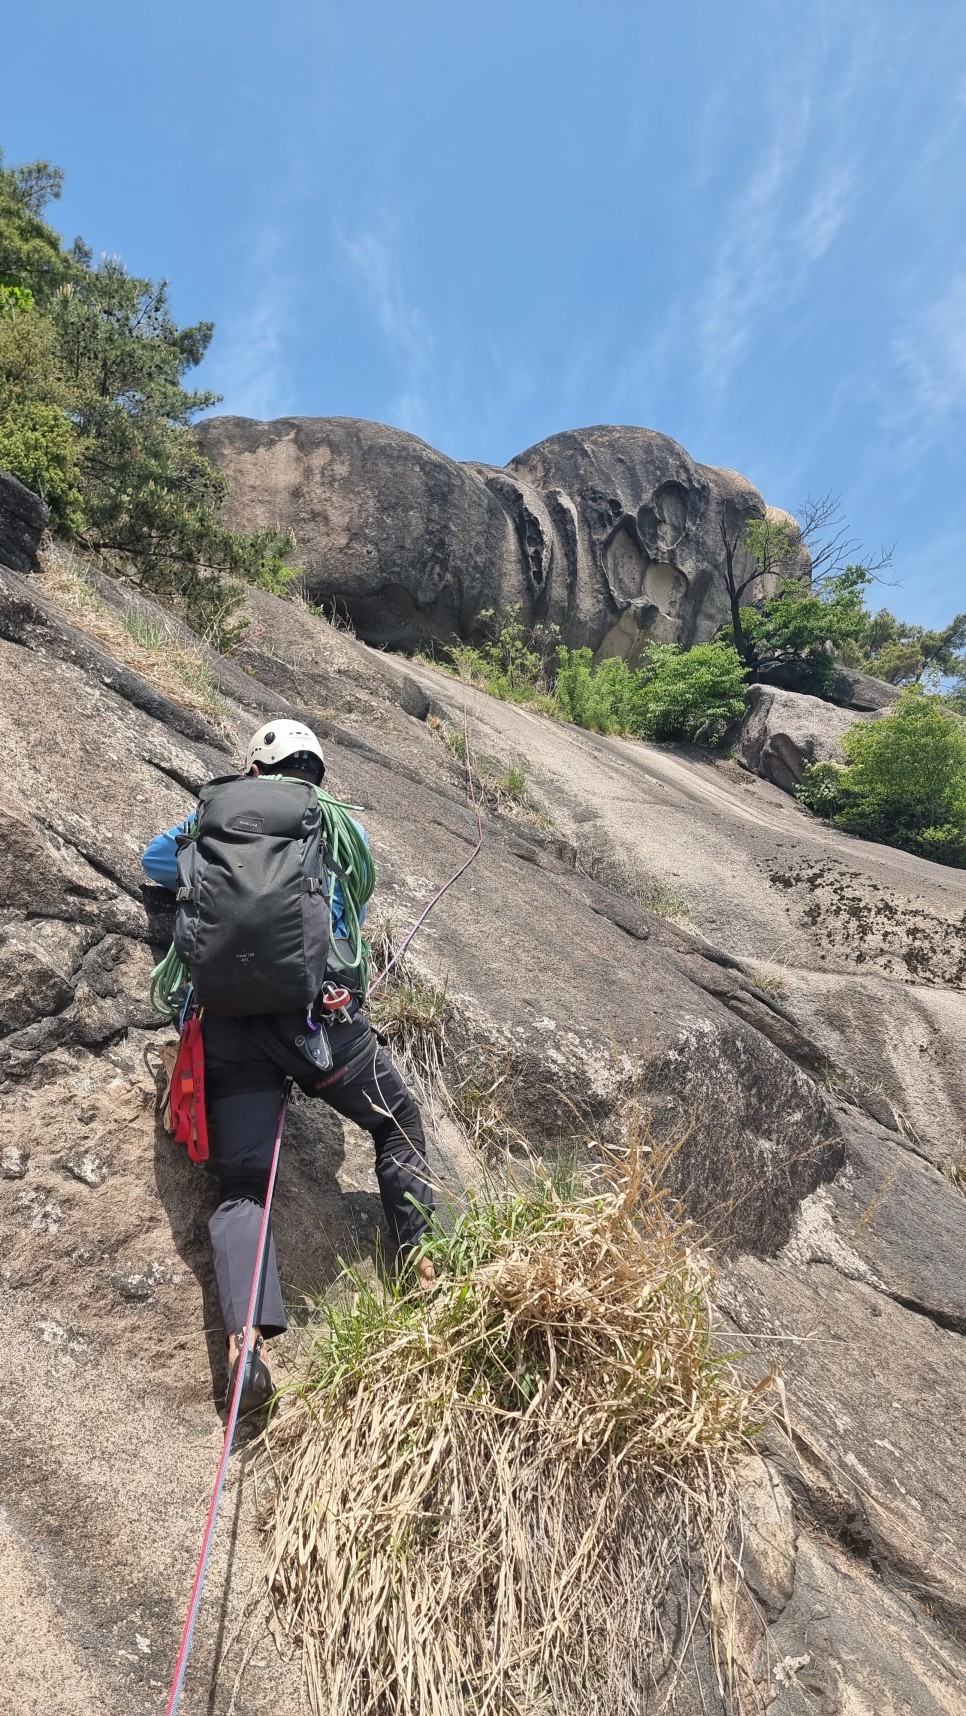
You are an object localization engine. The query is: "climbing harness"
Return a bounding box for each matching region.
[163,687,482,1714]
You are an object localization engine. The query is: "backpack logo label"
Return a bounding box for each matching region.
[231,812,265,833]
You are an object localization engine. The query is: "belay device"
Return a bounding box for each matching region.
[173,775,331,1017]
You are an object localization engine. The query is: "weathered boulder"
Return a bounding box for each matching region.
[758,657,902,711]
[0,469,47,572]
[197,416,806,656]
[197,416,526,651]
[505,428,807,659]
[829,663,903,710]
[736,683,878,793]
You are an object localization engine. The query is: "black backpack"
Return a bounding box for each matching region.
[173,775,331,1016]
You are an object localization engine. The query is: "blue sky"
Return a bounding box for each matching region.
[5,1,965,625]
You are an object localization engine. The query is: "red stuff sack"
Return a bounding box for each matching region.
[168,1014,209,1163]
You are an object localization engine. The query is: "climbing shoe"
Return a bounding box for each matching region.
[226,1332,273,1417]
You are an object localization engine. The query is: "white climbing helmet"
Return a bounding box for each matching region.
[245,718,326,779]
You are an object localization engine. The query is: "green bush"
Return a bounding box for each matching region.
[817,692,966,867]
[441,613,749,746]
[796,759,848,818]
[449,608,559,703]
[636,640,748,743]
[554,648,647,733]
[555,640,748,743]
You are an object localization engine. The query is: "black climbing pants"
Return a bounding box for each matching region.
[201,1001,431,1337]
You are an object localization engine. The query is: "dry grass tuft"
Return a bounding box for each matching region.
[35,543,235,733]
[575,834,688,921]
[264,1134,763,1715]
[365,916,448,1087]
[446,1043,529,1162]
[743,963,788,1000]
[946,1133,966,1197]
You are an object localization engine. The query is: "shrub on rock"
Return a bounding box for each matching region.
[554,647,648,733]
[636,639,748,744]
[799,690,966,867]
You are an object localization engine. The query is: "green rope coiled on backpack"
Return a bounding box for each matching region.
[314,783,376,994]
[149,941,191,1017]
[148,780,376,1016]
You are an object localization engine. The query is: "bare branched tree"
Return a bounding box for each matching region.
[797,492,894,586]
[717,512,761,672]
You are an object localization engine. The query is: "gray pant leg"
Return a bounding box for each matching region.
[208,1198,288,1338]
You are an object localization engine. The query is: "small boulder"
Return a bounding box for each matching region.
[0,470,48,573]
[63,1148,110,1189]
[1,1145,29,1180]
[828,664,902,711]
[735,684,879,794]
[756,659,901,711]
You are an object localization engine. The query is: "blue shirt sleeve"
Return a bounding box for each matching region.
[330,819,369,935]
[141,818,192,890]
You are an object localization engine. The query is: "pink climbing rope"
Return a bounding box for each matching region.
[164,1085,289,1716]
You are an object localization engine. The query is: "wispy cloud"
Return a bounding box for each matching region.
[894,270,966,421]
[696,76,817,386]
[337,215,439,440]
[796,167,853,261]
[689,8,888,400]
[213,221,292,419]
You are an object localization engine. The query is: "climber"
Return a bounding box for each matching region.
[142,718,435,1415]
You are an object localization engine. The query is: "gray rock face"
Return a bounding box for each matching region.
[197,416,804,656]
[736,683,879,793]
[3,559,965,1712]
[0,469,47,572]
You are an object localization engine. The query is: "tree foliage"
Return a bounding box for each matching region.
[843,607,966,688]
[716,490,963,710]
[0,295,83,531]
[739,566,872,693]
[0,148,295,643]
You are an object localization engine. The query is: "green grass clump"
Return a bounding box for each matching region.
[121,607,169,651]
[428,716,551,827]
[264,1141,760,1716]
